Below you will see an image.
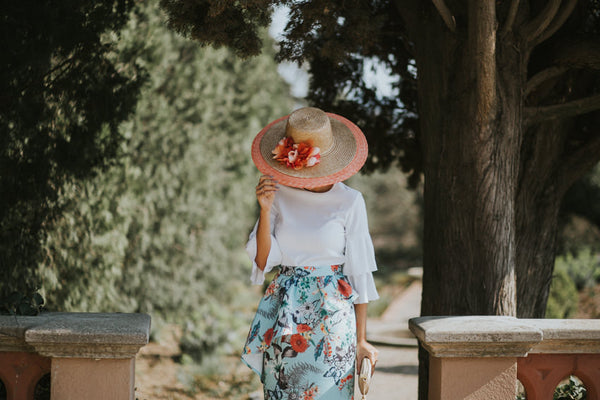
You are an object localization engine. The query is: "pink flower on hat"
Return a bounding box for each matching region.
[272,137,321,170]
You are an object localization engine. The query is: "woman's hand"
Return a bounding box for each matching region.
[256,175,278,211]
[357,339,378,375]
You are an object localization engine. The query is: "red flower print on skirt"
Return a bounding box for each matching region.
[337,278,353,298]
[263,328,274,346]
[290,333,309,353]
[297,323,311,333]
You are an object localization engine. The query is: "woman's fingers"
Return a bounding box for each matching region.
[255,175,278,208]
[357,341,378,375]
[256,181,278,191]
[258,175,276,185]
[256,175,278,193]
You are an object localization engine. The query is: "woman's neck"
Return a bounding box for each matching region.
[303,184,334,193]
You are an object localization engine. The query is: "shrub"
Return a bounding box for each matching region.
[555,248,600,290]
[554,376,587,400]
[546,266,579,319]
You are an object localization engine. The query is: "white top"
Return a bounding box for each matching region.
[246,182,379,304]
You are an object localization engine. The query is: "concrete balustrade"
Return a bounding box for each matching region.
[410,316,600,400]
[0,312,150,400]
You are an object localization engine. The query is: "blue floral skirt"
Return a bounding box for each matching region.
[242,265,358,400]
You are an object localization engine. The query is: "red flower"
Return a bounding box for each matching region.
[272,137,320,170]
[290,333,309,353]
[338,279,353,298]
[297,323,311,333]
[302,386,318,400]
[263,328,274,346]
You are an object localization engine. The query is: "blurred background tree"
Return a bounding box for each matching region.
[0,0,144,309]
[38,0,292,361]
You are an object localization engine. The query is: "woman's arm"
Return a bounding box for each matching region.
[254,175,278,270]
[355,303,378,373]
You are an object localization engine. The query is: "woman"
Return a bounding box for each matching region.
[242,107,379,399]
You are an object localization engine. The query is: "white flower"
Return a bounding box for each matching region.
[306,157,319,167]
[287,149,298,163]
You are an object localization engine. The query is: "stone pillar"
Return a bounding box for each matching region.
[51,358,135,400]
[410,316,542,400]
[25,312,150,400]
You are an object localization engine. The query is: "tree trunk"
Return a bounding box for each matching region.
[515,121,571,317]
[413,2,522,398]
[394,1,600,398]
[515,191,561,318]
[417,1,520,319]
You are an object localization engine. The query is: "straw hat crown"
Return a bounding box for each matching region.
[251,106,368,188]
[286,107,334,154]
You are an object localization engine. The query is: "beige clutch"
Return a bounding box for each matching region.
[358,357,372,399]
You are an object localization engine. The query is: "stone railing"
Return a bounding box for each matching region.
[410,316,600,400]
[0,312,150,400]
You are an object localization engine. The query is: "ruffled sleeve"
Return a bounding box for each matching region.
[344,193,379,304]
[246,205,282,285]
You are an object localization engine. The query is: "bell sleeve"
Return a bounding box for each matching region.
[344,193,379,304]
[246,205,282,285]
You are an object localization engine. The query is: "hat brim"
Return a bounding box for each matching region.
[251,112,368,188]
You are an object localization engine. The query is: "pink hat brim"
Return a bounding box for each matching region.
[251,112,368,188]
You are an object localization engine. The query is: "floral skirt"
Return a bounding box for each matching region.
[242,265,358,400]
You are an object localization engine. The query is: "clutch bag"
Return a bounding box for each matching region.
[358,356,372,399]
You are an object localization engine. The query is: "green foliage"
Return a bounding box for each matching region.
[39,0,291,361]
[555,248,600,290]
[0,291,45,316]
[554,376,587,400]
[546,246,600,319]
[516,376,588,399]
[159,0,271,57]
[0,0,144,300]
[546,263,580,319]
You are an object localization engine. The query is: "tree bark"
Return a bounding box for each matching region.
[413,2,522,398]
[416,0,519,320]
[515,122,567,317]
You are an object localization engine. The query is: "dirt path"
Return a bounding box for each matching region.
[135,327,195,400]
[362,346,418,400]
[363,280,421,400]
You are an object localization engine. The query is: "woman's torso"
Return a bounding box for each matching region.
[272,182,359,267]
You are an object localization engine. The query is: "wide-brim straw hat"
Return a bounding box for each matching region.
[251,107,368,188]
